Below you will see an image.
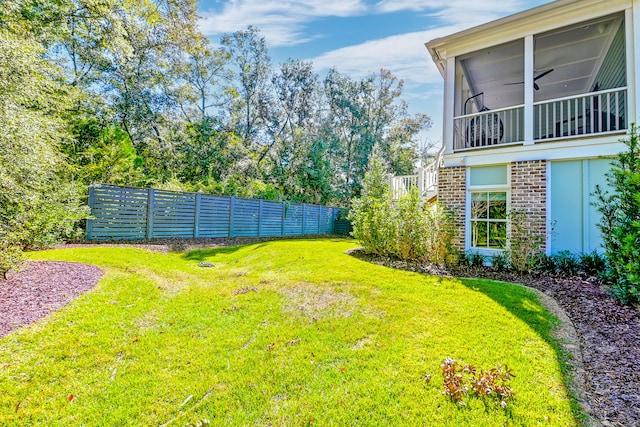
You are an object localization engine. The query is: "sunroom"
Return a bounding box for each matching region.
[452,13,627,151]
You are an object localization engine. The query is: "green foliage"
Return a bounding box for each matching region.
[505,210,546,272]
[0,25,87,275]
[491,252,509,270]
[348,148,396,255]
[594,124,640,303]
[553,251,580,276]
[350,148,454,263]
[577,250,607,277]
[0,243,24,279]
[395,187,428,260]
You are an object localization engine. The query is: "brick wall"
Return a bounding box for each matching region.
[437,166,466,251]
[510,160,547,253]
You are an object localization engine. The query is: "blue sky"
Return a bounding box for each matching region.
[197,0,553,146]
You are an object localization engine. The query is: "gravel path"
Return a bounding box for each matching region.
[0,261,103,338]
[349,250,640,427]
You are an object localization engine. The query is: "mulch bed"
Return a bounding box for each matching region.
[349,249,640,427]
[0,261,103,338]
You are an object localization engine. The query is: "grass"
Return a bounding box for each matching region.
[0,239,579,426]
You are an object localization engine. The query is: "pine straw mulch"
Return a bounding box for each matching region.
[0,261,103,338]
[348,249,640,427]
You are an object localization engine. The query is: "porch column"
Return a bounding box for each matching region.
[628,6,638,124]
[443,56,456,154]
[524,35,535,145]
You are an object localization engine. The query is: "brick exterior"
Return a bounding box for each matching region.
[437,166,466,251]
[510,160,547,253]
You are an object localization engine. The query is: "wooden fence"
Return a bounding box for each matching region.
[86,185,343,241]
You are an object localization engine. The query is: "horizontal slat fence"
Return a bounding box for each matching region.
[87,185,344,241]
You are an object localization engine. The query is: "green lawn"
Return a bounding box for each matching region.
[0,239,579,426]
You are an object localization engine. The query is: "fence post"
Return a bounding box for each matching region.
[332,208,338,233]
[258,199,263,237]
[194,192,201,238]
[317,205,322,234]
[281,202,286,236]
[301,204,306,236]
[86,186,95,240]
[228,196,235,238]
[146,188,155,240]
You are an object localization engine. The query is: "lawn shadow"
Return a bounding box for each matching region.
[181,245,251,261]
[458,277,588,425]
[181,238,351,262]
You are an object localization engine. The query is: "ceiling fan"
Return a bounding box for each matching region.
[504,69,554,90]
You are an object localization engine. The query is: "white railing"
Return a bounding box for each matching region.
[534,87,627,140]
[389,145,444,200]
[389,174,418,199]
[453,105,524,150]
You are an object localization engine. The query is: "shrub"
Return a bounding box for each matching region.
[577,250,606,277]
[491,252,509,270]
[350,148,455,264]
[349,148,396,256]
[505,209,546,272]
[531,253,557,275]
[594,125,640,303]
[441,358,514,408]
[0,242,24,279]
[423,203,456,265]
[553,251,580,276]
[395,187,428,260]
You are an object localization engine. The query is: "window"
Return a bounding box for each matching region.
[470,191,507,249]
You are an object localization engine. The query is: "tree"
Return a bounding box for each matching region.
[348,146,396,255]
[323,69,429,202]
[221,26,273,177]
[594,124,640,303]
[0,24,87,276]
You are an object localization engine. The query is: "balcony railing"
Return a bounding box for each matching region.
[452,88,627,151]
[389,145,444,200]
[454,105,524,150]
[534,87,627,140]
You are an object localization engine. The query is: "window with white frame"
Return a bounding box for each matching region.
[470,192,507,249]
[467,165,509,251]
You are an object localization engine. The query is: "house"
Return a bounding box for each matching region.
[392,0,637,256]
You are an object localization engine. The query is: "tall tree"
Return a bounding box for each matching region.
[0,21,87,275]
[221,26,273,176]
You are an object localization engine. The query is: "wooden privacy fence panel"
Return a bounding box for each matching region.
[87,185,344,241]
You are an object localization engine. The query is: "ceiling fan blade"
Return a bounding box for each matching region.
[534,82,540,91]
[504,82,524,86]
[534,69,554,81]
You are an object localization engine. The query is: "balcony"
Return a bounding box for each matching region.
[453,87,627,150]
[388,146,443,201]
[449,13,628,152]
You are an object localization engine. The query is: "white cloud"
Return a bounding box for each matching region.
[310,28,459,84]
[199,0,367,47]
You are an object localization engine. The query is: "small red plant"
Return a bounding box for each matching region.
[441,358,515,408]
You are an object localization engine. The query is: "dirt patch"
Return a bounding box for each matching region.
[59,235,345,253]
[349,249,640,427]
[0,261,103,338]
[281,282,357,320]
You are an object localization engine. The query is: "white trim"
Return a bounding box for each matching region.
[524,35,535,145]
[631,5,640,122]
[465,164,511,254]
[442,136,627,167]
[546,160,552,255]
[444,56,456,154]
[427,0,631,60]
